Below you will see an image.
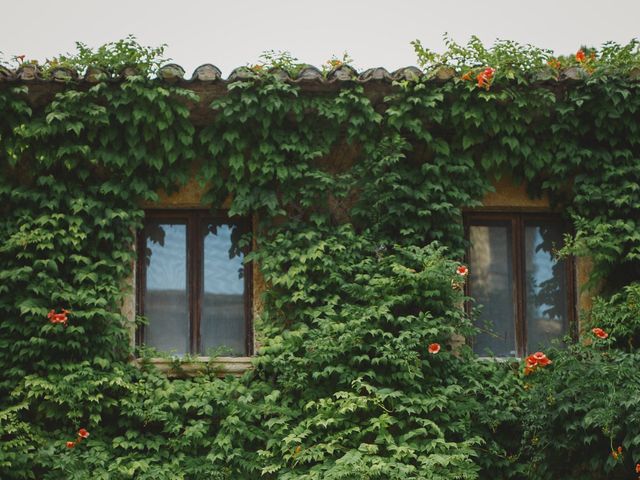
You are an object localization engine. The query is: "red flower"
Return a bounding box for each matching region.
[476,67,495,90]
[66,441,75,449]
[575,50,586,62]
[77,428,89,439]
[428,343,441,354]
[635,462,640,473]
[532,351,551,366]
[456,265,469,277]
[524,351,551,374]
[592,327,608,339]
[476,73,487,88]
[47,309,69,326]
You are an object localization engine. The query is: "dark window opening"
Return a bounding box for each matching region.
[464,212,575,357]
[136,210,252,356]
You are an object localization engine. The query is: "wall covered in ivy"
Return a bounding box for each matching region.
[1,38,640,479]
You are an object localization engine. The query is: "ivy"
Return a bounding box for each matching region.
[1,38,640,479]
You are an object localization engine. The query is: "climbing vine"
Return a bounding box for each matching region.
[1,37,640,479]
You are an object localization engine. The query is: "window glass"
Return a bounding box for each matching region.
[525,222,568,352]
[200,223,246,355]
[469,222,517,356]
[138,212,252,357]
[143,223,189,355]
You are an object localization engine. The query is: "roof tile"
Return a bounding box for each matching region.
[1,62,638,87]
[326,64,358,82]
[191,64,222,82]
[294,65,324,83]
[157,64,185,82]
[358,67,392,82]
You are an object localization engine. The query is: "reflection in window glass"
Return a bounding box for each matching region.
[469,223,516,357]
[201,223,245,355]
[144,223,189,355]
[525,223,568,352]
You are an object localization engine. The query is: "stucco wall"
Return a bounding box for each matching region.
[481,175,550,209]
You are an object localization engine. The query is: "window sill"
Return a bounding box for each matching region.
[476,356,520,363]
[132,356,253,378]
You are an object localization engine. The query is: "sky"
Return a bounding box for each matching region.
[1,0,639,76]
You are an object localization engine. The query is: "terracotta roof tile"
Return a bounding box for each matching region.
[1,63,638,87]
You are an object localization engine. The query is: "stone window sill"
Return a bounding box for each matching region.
[133,356,253,378]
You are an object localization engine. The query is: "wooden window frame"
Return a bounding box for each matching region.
[463,211,577,357]
[135,209,253,356]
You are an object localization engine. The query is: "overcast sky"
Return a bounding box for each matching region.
[2,0,639,76]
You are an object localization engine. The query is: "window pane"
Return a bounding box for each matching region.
[469,223,517,356]
[143,223,189,355]
[525,223,568,353]
[201,222,246,355]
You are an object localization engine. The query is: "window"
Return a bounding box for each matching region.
[136,210,252,356]
[464,212,575,357]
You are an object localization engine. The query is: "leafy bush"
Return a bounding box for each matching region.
[586,283,640,351]
[1,235,520,480]
[249,229,483,479]
[53,35,168,76]
[521,342,640,479]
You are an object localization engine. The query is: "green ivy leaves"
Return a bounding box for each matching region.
[1,48,640,479]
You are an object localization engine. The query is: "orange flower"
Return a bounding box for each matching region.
[47,309,69,326]
[532,351,551,366]
[575,50,586,62]
[547,58,561,70]
[635,462,640,473]
[524,352,551,374]
[611,446,623,460]
[77,428,89,439]
[456,265,469,277]
[461,71,473,81]
[476,73,486,88]
[428,343,441,354]
[592,327,608,339]
[476,67,495,90]
[66,441,75,449]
